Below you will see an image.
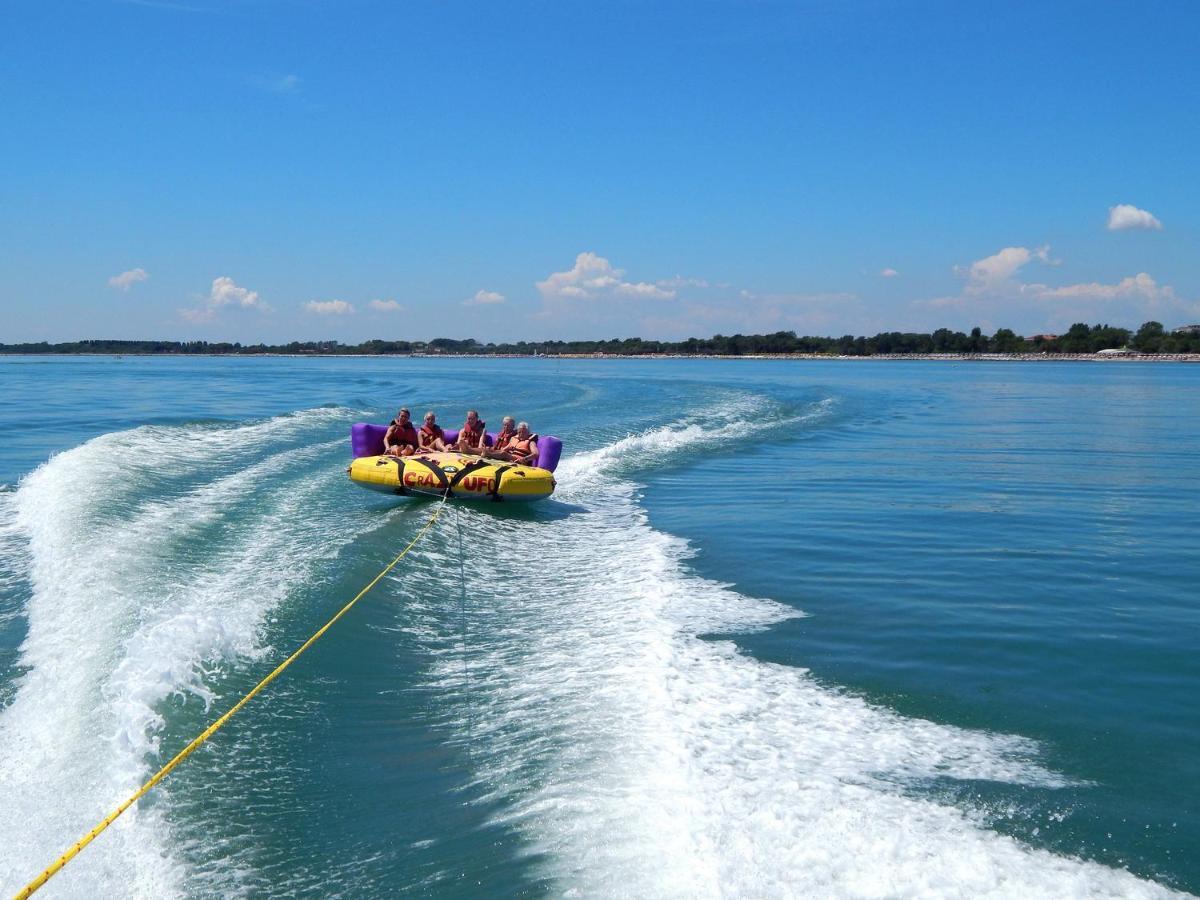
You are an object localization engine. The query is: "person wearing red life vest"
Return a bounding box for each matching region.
[492,421,537,465]
[384,407,419,457]
[453,409,487,454]
[484,415,517,459]
[418,411,447,452]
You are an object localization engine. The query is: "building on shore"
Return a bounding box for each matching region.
[1173,324,1200,335]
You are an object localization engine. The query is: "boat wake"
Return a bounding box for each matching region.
[0,397,1183,898]
[413,399,1180,898]
[0,408,376,897]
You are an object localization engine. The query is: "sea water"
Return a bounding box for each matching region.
[0,355,1196,897]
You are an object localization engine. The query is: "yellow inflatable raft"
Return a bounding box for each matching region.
[348,452,556,502]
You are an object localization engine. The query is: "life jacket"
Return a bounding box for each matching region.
[507,436,535,459]
[387,420,418,449]
[494,425,516,449]
[458,418,486,447]
[419,423,444,446]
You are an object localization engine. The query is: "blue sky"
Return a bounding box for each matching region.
[2,0,1197,343]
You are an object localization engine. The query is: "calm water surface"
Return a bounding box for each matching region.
[0,356,1196,897]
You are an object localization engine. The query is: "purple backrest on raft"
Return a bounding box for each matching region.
[536,436,562,473]
[352,422,389,458]
[350,423,563,473]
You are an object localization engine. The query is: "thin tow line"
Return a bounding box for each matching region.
[14,497,448,900]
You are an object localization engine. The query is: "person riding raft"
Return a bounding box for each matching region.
[453,409,487,454]
[491,415,516,451]
[418,411,447,452]
[384,408,418,457]
[487,421,537,465]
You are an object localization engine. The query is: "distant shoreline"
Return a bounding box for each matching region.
[4,351,1199,362]
[5,323,1197,358]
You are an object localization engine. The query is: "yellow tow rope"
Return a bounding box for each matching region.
[14,499,447,900]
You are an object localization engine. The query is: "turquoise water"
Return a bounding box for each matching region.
[0,355,1196,897]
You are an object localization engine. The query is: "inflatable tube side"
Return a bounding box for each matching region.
[348,453,554,502]
[352,422,389,457]
[536,436,563,472]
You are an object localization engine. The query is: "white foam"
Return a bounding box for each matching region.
[0,489,29,630]
[0,404,1186,897]
[554,396,833,498]
[417,416,1181,898]
[0,409,371,897]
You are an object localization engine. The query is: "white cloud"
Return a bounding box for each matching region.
[531,253,884,337]
[913,244,1197,332]
[1107,204,1162,231]
[616,281,675,299]
[369,299,404,312]
[536,251,676,301]
[209,276,265,309]
[463,289,506,306]
[108,267,148,290]
[956,245,1052,295]
[1027,272,1175,302]
[304,299,354,315]
[943,247,1175,306]
[1021,272,1198,330]
[880,268,899,278]
[537,252,620,298]
[656,275,711,289]
[178,275,270,324]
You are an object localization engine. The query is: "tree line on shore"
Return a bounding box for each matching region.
[2,321,1197,357]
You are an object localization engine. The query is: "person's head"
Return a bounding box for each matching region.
[516,421,530,437]
[424,411,436,425]
[502,416,515,430]
[465,409,479,424]
[397,408,410,422]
